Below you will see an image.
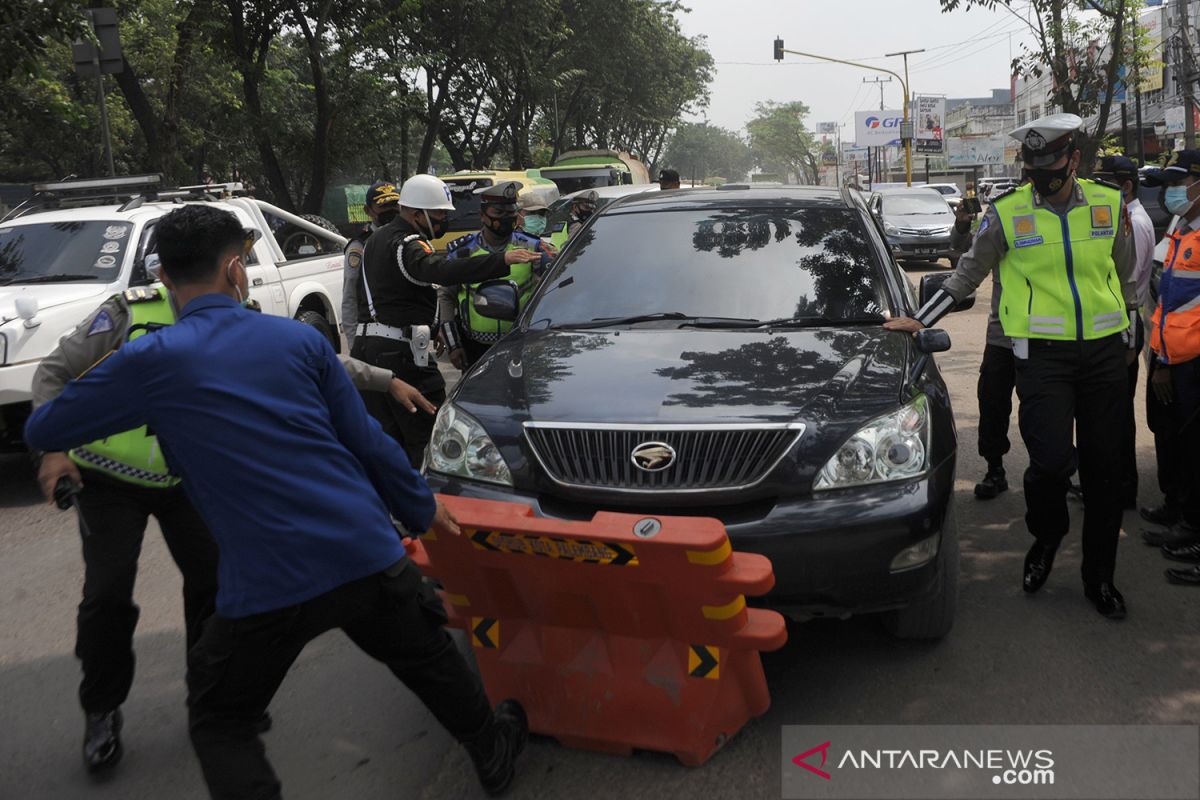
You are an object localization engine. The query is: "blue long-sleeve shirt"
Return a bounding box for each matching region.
[25,294,437,618]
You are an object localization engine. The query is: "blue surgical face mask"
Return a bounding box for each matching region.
[523,214,547,236]
[1165,185,1196,217]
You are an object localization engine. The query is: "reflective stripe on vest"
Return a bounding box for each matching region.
[1151,226,1200,364]
[993,181,1127,342]
[68,288,180,488]
[454,237,536,343]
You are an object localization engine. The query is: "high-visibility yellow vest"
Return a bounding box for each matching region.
[447,232,542,343]
[993,180,1128,341]
[69,287,180,488]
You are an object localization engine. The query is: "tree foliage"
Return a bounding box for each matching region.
[746,101,821,184]
[0,0,712,212]
[662,123,753,183]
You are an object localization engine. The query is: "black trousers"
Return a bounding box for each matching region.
[1147,357,1184,512]
[1119,325,1144,504]
[351,335,446,466]
[74,470,217,713]
[1165,358,1200,526]
[1014,335,1127,584]
[186,559,491,800]
[976,343,1015,466]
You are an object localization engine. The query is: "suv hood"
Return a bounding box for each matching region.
[0,283,111,319]
[453,327,909,427]
[883,212,953,230]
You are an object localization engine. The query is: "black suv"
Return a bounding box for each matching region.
[424,185,970,639]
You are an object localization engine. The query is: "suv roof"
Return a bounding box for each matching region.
[602,184,852,213]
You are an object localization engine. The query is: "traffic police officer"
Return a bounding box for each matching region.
[1143,150,1200,585]
[441,181,556,368]
[342,180,401,348]
[33,243,434,774]
[885,113,1138,618]
[568,189,598,238]
[351,173,540,463]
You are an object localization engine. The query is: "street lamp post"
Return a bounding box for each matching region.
[773,38,918,186]
[885,48,924,189]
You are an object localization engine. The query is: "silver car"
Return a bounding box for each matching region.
[868,189,958,268]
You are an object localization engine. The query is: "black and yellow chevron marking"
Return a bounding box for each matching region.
[688,645,720,679]
[469,529,638,566]
[472,617,498,649]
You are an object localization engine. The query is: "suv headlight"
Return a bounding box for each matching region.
[884,221,899,235]
[814,395,930,490]
[427,403,513,486]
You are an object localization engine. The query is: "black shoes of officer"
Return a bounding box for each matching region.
[1161,542,1200,563]
[974,466,1008,500]
[1142,523,1200,548]
[1083,582,1127,619]
[1165,565,1200,585]
[466,699,528,796]
[83,708,123,773]
[1140,504,1180,527]
[1023,543,1057,593]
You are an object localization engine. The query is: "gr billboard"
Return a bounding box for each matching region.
[854,110,904,147]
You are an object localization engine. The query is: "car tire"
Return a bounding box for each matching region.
[297,309,338,351]
[882,502,959,640]
[281,214,340,258]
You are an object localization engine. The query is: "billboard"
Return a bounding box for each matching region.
[1141,8,1164,92]
[817,121,838,135]
[1166,105,1186,135]
[854,110,904,146]
[947,136,1007,167]
[914,96,945,154]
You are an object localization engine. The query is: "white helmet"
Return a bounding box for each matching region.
[399,174,455,210]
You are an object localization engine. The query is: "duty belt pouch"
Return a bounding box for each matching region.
[1011,338,1030,360]
[410,325,431,367]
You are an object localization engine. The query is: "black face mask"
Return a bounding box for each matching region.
[575,207,594,221]
[422,211,448,240]
[1028,163,1072,198]
[487,215,516,238]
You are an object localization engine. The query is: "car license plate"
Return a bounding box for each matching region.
[917,247,936,255]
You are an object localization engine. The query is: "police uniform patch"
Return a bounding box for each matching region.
[418,240,434,255]
[1091,206,1113,228]
[977,216,990,234]
[347,251,362,270]
[1013,215,1037,237]
[87,310,115,337]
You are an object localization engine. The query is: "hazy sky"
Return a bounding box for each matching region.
[674,0,1037,136]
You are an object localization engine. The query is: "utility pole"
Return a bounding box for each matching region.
[863,76,892,110]
[1180,0,1197,149]
[886,48,925,188]
[864,77,892,185]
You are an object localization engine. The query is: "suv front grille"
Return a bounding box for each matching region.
[524,422,805,492]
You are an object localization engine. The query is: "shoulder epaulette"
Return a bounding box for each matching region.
[446,232,478,253]
[123,286,161,304]
[990,186,1019,204]
[1088,177,1122,192]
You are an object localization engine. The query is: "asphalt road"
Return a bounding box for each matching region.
[2,269,1199,800]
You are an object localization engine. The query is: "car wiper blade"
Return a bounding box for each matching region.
[554,312,693,329]
[4,273,101,284]
[753,315,885,329]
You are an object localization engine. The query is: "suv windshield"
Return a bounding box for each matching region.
[882,193,953,216]
[529,207,888,326]
[0,220,133,284]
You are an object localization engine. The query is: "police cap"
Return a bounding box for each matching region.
[366,180,400,208]
[1155,149,1200,184]
[1092,155,1138,188]
[573,190,599,207]
[477,180,521,211]
[1009,113,1083,168]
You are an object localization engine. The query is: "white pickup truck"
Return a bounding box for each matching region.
[0,175,349,450]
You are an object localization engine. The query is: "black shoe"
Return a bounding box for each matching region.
[1140,504,1182,527]
[1084,582,1127,619]
[974,467,1008,500]
[1142,524,1200,548]
[1165,565,1200,585]
[83,708,123,774]
[1023,543,1057,593]
[466,700,528,796]
[1161,542,1200,563]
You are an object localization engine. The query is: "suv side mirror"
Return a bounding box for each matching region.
[909,327,951,384]
[919,273,975,313]
[472,279,521,322]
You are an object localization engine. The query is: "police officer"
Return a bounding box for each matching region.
[441,181,556,368]
[25,205,528,799]
[568,189,599,238]
[342,181,401,348]
[33,244,434,775]
[351,174,540,464]
[885,114,1139,618]
[1142,150,1200,585]
[516,184,559,240]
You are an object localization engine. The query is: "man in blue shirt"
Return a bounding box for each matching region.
[24,205,527,799]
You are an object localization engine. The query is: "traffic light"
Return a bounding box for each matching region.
[773,37,784,61]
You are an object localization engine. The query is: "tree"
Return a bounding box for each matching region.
[939,0,1135,170]
[746,101,821,184]
[663,122,752,183]
[0,0,89,80]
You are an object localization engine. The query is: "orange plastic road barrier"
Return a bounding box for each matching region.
[405,495,788,766]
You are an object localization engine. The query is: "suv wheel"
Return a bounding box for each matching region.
[297,309,338,352]
[882,502,959,640]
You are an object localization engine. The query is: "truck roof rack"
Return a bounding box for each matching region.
[2,175,251,222]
